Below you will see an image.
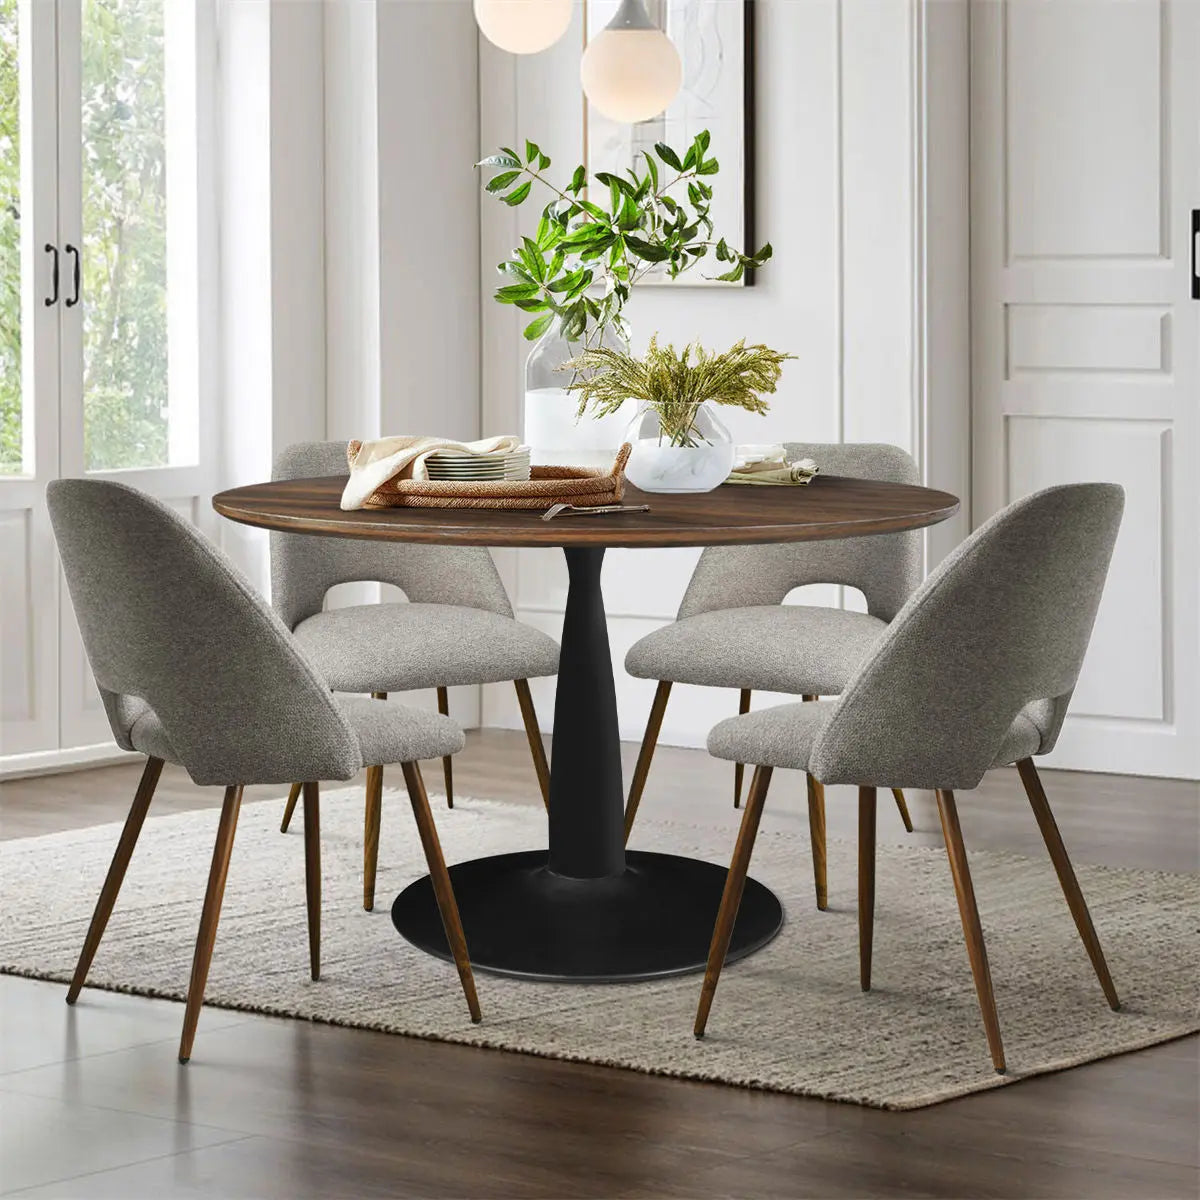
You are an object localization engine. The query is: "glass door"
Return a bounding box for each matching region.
[56,0,212,748]
[0,0,61,758]
[0,0,213,763]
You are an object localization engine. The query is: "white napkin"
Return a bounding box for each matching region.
[340,435,522,510]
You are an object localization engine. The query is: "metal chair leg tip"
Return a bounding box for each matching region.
[993,1066,1007,1076]
[178,1056,190,1065]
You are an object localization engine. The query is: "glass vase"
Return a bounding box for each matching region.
[524,322,633,468]
[623,402,736,493]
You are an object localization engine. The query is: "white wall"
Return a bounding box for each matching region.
[325,0,481,444]
[323,0,484,726]
[217,0,484,727]
[479,0,962,748]
[216,0,328,592]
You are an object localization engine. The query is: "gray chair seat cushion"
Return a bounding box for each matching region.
[625,606,888,695]
[292,602,560,692]
[337,695,465,765]
[706,699,1044,777]
[130,694,463,773]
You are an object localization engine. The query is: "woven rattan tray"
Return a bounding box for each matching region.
[350,442,631,511]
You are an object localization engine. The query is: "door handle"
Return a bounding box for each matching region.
[65,243,81,307]
[1192,209,1199,301]
[43,243,58,306]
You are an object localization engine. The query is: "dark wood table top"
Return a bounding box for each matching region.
[212,474,960,549]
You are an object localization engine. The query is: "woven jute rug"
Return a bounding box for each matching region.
[1,788,1196,1109]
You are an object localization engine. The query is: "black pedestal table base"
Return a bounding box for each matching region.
[390,546,785,982]
[391,850,783,982]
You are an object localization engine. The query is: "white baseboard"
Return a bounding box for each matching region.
[0,742,131,781]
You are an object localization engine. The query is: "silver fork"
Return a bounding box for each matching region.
[541,502,652,522]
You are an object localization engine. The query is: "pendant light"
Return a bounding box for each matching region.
[580,0,682,124]
[474,0,573,56]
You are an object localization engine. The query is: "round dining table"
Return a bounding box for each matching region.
[213,474,960,984]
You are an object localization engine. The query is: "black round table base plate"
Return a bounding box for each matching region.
[391,850,784,983]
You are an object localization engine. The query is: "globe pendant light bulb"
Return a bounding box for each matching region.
[581,0,682,124]
[474,0,572,56]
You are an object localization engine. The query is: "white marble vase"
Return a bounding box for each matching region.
[623,402,735,494]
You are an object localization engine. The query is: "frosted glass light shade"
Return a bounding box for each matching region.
[580,26,682,124]
[473,0,572,55]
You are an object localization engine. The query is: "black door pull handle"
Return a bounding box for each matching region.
[44,243,58,306]
[65,243,81,307]
[1191,209,1199,301]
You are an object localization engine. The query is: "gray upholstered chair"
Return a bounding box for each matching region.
[271,441,559,911]
[47,479,480,1064]
[694,483,1124,1074]
[623,443,921,909]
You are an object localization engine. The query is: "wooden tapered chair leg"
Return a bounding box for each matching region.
[513,679,551,812]
[800,696,828,911]
[280,783,302,834]
[935,789,1006,1074]
[436,686,454,808]
[363,765,384,912]
[733,689,752,808]
[179,785,243,1064]
[623,680,672,845]
[400,761,481,1023]
[891,787,914,833]
[302,781,321,980]
[1016,758,1120,1010]
[67,756,164,1005]
[695,765,774,1038]
[859,785,877,991]
[806,772,828,912]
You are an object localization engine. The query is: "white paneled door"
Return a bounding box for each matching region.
[972,0,1200,779]
[1,0,214,770]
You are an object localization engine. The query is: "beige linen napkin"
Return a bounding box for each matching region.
[340,435,521,510]
[726,457,820,486]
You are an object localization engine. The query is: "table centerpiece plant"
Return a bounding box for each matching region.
[562,336,794,493]
[477,131,772,466]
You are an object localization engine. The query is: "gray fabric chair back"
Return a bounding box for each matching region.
[47,479,362,787]
[810,483,1124,791]
[678,443,922,621]
[271,441,514,629]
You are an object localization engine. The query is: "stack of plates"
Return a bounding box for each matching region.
[424,446,532,482]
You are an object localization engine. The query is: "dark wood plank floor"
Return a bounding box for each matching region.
[2,731,1198,1199]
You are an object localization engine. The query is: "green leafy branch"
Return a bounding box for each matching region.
[562,336,794,446]
[477,132,772,346]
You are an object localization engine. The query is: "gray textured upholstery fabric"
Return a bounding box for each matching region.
[271,442,516,629]
[128,695,463,768]
[707,700,1042,774]
[707,485,1123,791]
[46,479,464,786]
[335,696,465,763]
[677,443,922,622]
[624,606,887,694]
[293,602,560,691]
[625,444,921,692]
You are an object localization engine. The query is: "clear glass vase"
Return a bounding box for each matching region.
[524,321,633,468]
[623,402,736,493]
